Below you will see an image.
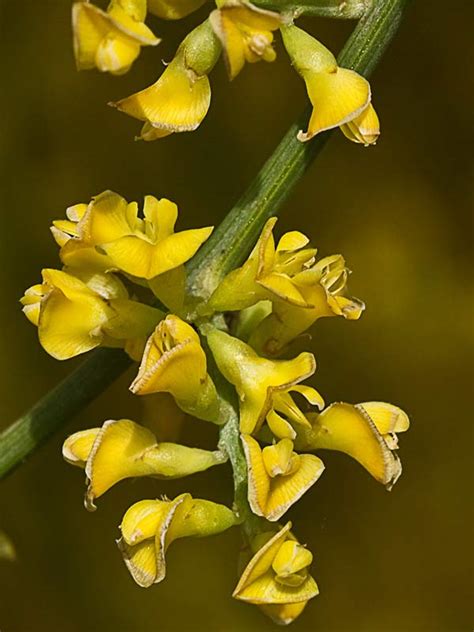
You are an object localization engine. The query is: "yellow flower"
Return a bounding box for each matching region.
[52,190,213,286]
[281,24,379,144]
[72,0,159,75]
[207,329,323,437]
[241,435,324,521]
[112,20,221,139]
[294,401,410,489]
[210,0,282,80]
[233,522,318,618]
[248,253,365,356]
[63,419,227,510]
[20,268,161,360]
[130,315,221,423]
[118,493,237,586]
[208,217,318,312]
[148,0,207,20]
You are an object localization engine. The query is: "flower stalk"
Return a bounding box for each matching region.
[0,0,410,488]
[253,0,368,19]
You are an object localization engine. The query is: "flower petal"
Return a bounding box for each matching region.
[299,403,403,489]
[264,454,324,521]
[299,67,371,141]
[62,428,100,467]
[358,402,410,434]
[85,419,157,509]
[341,102,380,145]
[113,56,211,132]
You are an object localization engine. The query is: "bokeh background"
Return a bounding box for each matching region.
[0,1,472,630]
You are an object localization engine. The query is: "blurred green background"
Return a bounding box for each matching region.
[0,1,472,630]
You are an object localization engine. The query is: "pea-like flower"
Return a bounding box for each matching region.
[208,218,318,312]
[207,329,323,437]
[233,522,318,621]
[63,419,227,510]
[210,0,282,80]
[130,315,221,423]
[281,24,380,145]
[241,435,324,521]
[72,0,159,75]
[112,20,221,139]
[20,268,161,360]
[248,253,365,356]
[294,401,409,489]
[118,493,237,586]
[148,0,207,20]
[52,190,213,285]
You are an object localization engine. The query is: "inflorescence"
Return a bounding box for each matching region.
[18,1,407,625]
[22,191,408,625]
[72,0,380,144]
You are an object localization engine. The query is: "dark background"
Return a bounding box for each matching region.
[0,1,472,630]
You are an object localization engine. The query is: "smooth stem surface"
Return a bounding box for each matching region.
[0,0,410,480]
[254,0,368,19]
[0,349,131,478]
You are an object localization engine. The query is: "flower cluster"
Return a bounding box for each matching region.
[22,201,408,625]
[71,0,380,144]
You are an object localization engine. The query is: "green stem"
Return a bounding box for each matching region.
[254,0,368,19]
[0,349,131,478]
[0,0,410,480]
[187,0,410,299]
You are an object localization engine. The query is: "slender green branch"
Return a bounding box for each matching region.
[0,0,410,480]
[187,0,411,299]
[254,0,368,19]
[0,349,131,478]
